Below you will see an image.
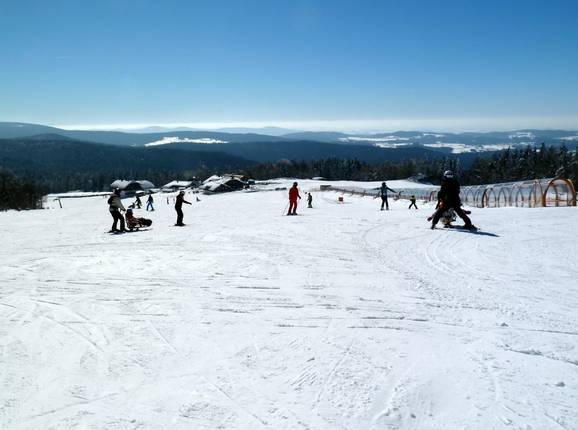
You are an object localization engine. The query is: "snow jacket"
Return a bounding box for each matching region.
[125,212,137,225]
[108,194,125,212]
[289,186,301,201]
[175,194,191,209]
[380,184,395,197]
[438,178,461,207]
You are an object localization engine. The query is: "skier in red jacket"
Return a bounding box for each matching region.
[287,182,301,215]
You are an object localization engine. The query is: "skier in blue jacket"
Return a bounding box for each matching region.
[379,182,396,211]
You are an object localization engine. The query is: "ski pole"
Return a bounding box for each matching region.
[281,202,289,216]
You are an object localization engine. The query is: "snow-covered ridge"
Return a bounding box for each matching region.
[420,132,445,138]
[423,142,512,153]
[338,136,410,143]
[373,142,413,148]
[144,136,229,147]
[509,131,536,139]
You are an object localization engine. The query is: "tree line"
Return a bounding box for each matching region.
[0,168,44,211]
[461,143,578,185]
[242,144,578,186]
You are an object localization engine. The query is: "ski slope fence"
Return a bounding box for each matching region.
[317,177,576,208]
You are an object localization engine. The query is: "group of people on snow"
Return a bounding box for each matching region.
[107,170,476,233]
[107,189,187,233]
[286,172,475,230]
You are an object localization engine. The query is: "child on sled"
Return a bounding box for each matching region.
[125,208,153,231]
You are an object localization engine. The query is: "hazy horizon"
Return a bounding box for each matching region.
[51,116,578,134]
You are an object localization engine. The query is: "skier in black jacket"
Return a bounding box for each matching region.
[175,191,191,226]
[430,170,476,230]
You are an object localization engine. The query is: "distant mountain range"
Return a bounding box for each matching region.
[3,121,576,192]
[281,130,578,152]
[112,126,298,136]
[1,122,577,178]
[1,122,576,155]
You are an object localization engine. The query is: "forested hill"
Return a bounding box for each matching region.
[0,137,252,192]
[164,139,453,164]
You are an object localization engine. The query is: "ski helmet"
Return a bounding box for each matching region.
[114,188,121,195]
[443,170,455,179]
[126,208,132,214]
[179,190,185,195]
[293,182,298,186]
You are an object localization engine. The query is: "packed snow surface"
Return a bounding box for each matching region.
[1,179,577,429]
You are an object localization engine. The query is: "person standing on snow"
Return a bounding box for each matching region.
[430,170,476,230]
[175,190,191,226]
[287,182,301,215]
[135,194,142,209]
[146,193,154,211]
[307,192,313,208]
[379,181,396,211]
[108,188,127,232]
[408,195,418,209]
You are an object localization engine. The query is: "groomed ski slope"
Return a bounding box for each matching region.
[1,179,577,430]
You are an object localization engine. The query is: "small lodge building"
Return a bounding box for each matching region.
[201,174,247,193]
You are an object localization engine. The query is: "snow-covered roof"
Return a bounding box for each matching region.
[162,181,193,188]
[110,180,155,190]
[203,175,222,185]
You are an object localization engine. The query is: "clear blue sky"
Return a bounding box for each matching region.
[1,0,578,131]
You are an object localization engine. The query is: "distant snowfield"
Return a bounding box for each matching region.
[423,142,513,153]
[509,131,536,140]
[336,136,515,153]
[1,180,577,429]
[339,136,411,143]
[144,136,229,147]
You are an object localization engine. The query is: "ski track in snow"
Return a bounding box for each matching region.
[1,181,577,429]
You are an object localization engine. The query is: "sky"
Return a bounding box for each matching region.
[1,0,578,132]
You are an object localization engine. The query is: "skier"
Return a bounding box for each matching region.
[146,194,154,211]
[108,188,127,232]
[379,182,396,210]
[408,195,418,209]
[134,194,142,209]
[307,192,313,208]
[287,182,301,215]
[430,170,476,230]
[175,190,191,226]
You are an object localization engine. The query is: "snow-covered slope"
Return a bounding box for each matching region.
[1,183,577,429]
